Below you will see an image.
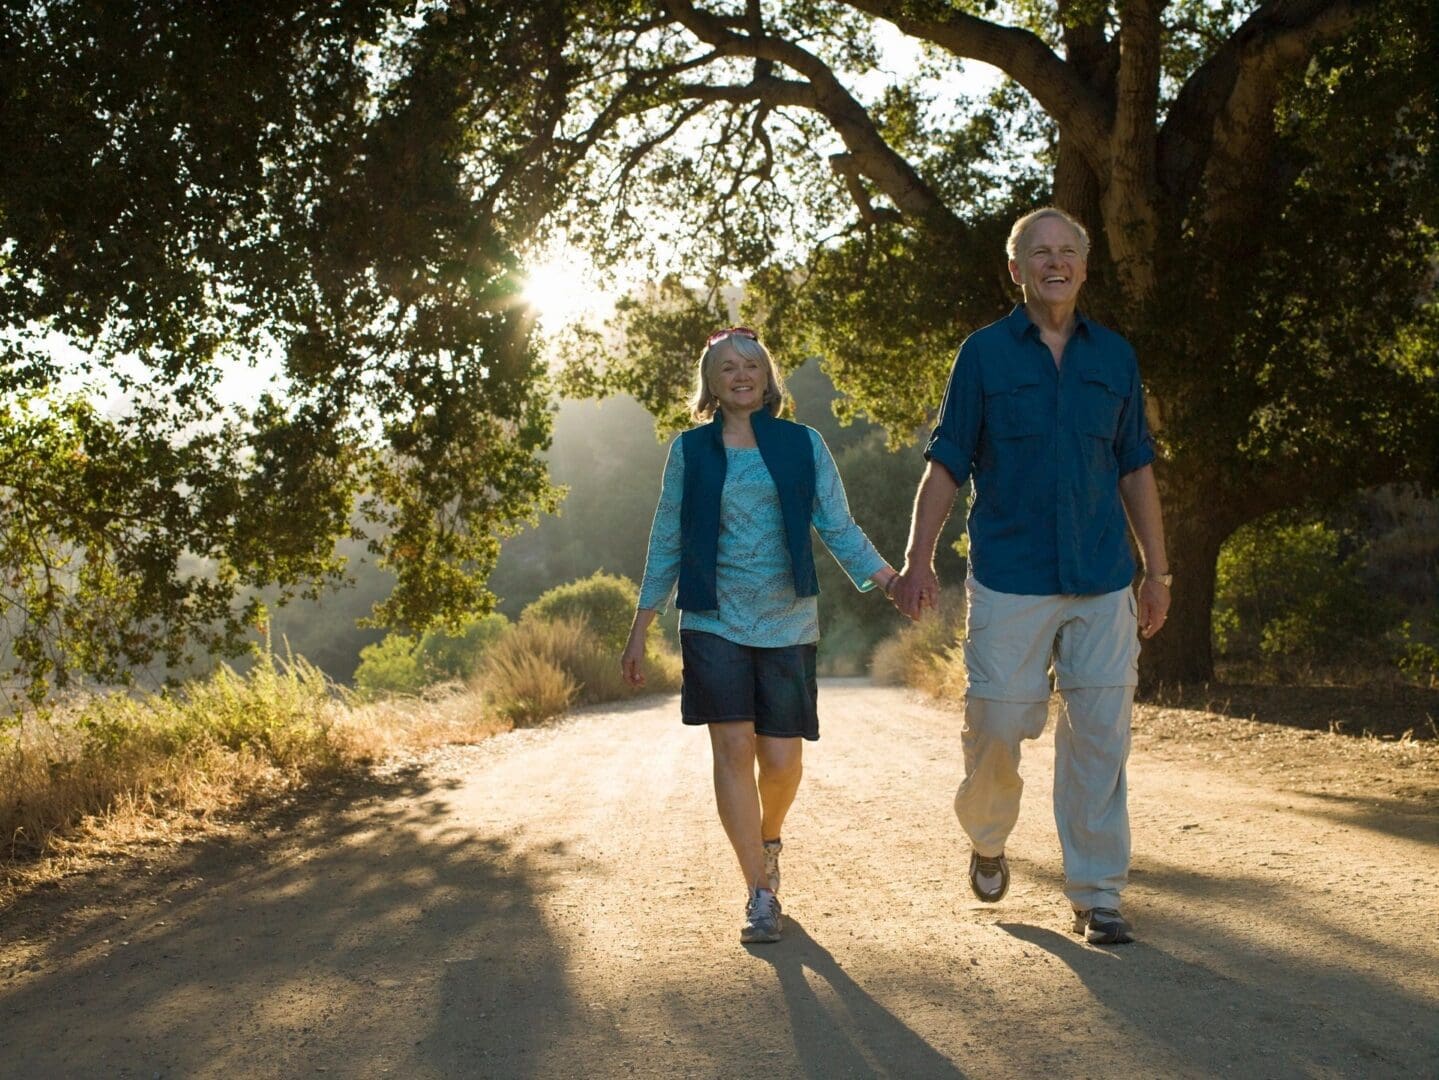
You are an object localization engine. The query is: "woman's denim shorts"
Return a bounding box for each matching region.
[680,630,819,740]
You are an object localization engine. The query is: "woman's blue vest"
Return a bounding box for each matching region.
[676,410,819,611]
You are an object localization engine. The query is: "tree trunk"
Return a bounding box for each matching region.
[1137,510,1229,692]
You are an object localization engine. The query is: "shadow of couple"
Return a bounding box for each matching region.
[745,916,971,1078]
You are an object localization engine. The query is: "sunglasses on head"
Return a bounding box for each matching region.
[705,326,759,347]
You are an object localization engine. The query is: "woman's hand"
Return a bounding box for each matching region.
[620,631,647,687]
[620,608,658,687]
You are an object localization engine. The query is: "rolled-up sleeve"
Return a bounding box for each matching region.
[923,342,983,486]
[1115,355,1157,476]
[808,429,888,591]
[637,438,684,611]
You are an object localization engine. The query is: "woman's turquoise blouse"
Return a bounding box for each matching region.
[637,425,887,647]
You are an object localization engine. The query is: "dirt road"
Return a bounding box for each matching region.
[3,681,1437,1078]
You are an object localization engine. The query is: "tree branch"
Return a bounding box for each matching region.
[1159,0,1370,214]
[662,0,958,227]
[843,0,1114,178]
[829,153,902,225]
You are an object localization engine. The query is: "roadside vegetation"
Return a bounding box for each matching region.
[870,489,1439,734]
[1,573,677,878]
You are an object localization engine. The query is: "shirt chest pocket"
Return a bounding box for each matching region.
[984,378,1044,439]
[1076,368,1125,440]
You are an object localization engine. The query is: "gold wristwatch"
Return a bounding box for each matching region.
[1147,571,1173,588]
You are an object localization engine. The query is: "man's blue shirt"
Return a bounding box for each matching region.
[924,305,1156,596]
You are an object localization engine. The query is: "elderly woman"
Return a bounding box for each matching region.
[620,326,898,944]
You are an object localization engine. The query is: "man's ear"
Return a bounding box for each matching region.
[1007,259,1022,286]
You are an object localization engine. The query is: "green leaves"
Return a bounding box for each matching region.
[0,2,585,707]
[0,392,257,705]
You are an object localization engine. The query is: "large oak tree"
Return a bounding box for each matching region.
[573,0,1437,684]
[0,1,615,705]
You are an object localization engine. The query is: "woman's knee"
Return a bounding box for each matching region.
[756,736,802,781]
[709,722,756,767]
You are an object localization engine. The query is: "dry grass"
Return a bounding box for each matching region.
[869,593,968,698]
[481,643,580,726]
[334,681,512,759]
[0,655,509,883]
[2,618,683,886]
[478,616,681,726]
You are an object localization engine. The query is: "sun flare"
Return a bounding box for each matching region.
[520,254,596,328]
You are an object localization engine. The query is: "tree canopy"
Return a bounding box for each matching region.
[0,2,600,704]
[566,0,1438,683]
[3,0,1435,698]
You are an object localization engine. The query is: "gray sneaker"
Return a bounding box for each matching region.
[763,839,783,893]
[740,888,783,944]
[1072,907,1134,944]
[969,850,1009,903]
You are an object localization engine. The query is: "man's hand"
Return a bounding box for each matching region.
[1137,577,1171,638]
[892,564,940,621]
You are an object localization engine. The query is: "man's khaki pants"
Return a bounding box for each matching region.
[955,577,1139,911]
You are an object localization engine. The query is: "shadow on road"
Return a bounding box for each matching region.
[747,917,968,1079]
[0,764,570,1077]
[1000,862,1439,1079]
[1286,790,1439,844]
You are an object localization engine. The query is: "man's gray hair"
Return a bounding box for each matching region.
[1006,207,1091,261]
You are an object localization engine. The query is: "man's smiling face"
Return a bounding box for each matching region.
[1009,215,1088,309]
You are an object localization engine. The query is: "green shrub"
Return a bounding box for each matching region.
[521,572,639,653]
[354,613,511,697]
[1214,515,1393,666]
[353,633,427,697]
[417,612,510,681]
[1392,616,1439,687]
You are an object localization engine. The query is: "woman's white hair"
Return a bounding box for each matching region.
[690,334,787,421]
[1006,206,1091,261]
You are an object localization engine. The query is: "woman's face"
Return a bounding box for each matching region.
[708,343,768,415]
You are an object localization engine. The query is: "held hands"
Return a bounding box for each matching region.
[889,563,940,622]
[1137,576,1171,638]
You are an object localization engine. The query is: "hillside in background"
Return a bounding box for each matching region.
[112,362,1432,691]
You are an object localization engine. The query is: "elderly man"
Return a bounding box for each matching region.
[894,207,1170,945]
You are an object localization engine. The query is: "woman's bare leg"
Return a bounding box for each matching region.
[756,735,803,842]
[708,723,767,891]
